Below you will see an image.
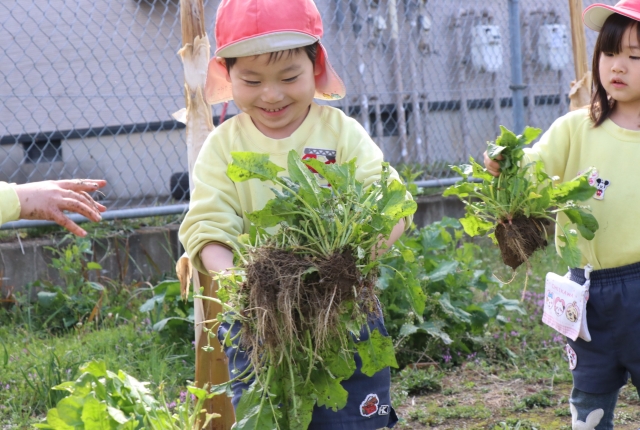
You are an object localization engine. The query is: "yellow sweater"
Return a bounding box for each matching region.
[0,182,20,226]
[524,108,640,269]
[179,103,408,274]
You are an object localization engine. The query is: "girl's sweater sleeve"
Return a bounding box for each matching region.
[178,135,244,275]
[523,112,573,182]
[0,182,21,226]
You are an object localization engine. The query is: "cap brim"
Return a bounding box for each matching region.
[584,3,640,32]
[204,42,345,105]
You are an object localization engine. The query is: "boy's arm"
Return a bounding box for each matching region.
[373,219,405,259]
[201,243,235,274]
[179,132,245,274]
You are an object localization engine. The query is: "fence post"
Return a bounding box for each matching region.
[177,1,234,429]
[508,0,526,134]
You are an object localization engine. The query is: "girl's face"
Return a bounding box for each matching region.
[599,25,640,107]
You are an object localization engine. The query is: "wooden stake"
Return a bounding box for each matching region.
[568,0,592,111]
[177,1,234,429]
[569,0,589,80]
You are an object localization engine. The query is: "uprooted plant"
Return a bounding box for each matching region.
[443,126,598,269]
[198,150,416,429]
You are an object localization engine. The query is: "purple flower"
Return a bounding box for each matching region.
[510,331,519,337]
[167,401,177,409]
[179,391,187,402]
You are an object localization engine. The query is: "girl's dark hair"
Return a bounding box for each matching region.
[224,42,319,75]
[591,13,640,126]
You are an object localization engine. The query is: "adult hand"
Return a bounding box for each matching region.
[483,151,503,177]
[15,179,107,237]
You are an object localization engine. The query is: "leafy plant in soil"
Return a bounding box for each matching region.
[199,150,416,430]
[443,126,598,269]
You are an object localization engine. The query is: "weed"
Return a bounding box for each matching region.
[493,418,543,430]
[397,366,443,395]
[554,407,571,417]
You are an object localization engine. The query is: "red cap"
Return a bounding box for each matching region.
[204,0,346,105]
[584,0,640,32]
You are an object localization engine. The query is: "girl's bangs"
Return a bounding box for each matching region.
[599,13,640,54]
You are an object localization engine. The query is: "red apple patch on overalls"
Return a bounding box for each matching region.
[360,393,379,417]
[302,148,337,186]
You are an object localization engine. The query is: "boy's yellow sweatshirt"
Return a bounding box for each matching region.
[0,182,20,226]
[179,102,409,274]
[524,108,640,270]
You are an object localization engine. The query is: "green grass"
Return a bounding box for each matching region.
[0,322,194,427]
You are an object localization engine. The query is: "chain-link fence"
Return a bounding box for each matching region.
[0,0,614,217]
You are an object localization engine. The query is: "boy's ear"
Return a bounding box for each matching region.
[216,57,232,83]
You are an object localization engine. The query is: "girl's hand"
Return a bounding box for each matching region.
[15,179,107,236]
[483,151,503,177]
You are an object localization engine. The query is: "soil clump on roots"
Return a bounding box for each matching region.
[495,217,548,269]
[240,247,378,360]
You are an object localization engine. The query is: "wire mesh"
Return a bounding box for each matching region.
[0,0,615,213]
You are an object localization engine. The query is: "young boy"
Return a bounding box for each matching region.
[179,0,410,427]
[0,179,106,236]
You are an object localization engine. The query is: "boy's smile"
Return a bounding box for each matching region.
[224,50,320,139]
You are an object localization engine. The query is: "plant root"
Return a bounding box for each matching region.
[240,247,378,368]
[495,217,547,270]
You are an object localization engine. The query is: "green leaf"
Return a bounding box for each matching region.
[496,125,519,148]
[227,152,285,183]
[521,126,542,145]
[37,291,62,308]
[139,294,164,313]
[439,294,472,323]
[81,396,111,429]
[287,150,323,206]
[356,329,398,377]
[486,143,506,160]
[56,396,85,426]
[459,215,493,237]
[371,180,417,233]
[551,176,596,203]
[80,361,107,378]
[558,225,582,267]
[418,321,453,345]
[86,262,102,270]
[38,408,75,429]
[442,182,477,198]
[107,406,131,424]
[428,261,459,282]
[234,383,278,430]
[324,344,357,380]
[404,272,426,315]
[312,369,348,411]
[303,157,357,195]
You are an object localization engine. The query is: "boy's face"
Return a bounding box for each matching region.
[224,50,319,139]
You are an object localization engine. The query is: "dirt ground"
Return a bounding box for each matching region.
[393,367,640,429]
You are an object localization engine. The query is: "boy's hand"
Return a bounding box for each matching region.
[483,151,503,177]
[15,179,107,237]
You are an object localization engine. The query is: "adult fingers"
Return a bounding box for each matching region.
[57,179,107,192]
[49,209,87,237]
[60,197,103,222]
[80,191,107,212]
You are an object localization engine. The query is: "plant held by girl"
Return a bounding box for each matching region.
[443,126,598,269]
[199,150,416,429]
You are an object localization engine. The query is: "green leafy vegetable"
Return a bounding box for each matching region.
[199,150,416,429]
[444,126,598,269]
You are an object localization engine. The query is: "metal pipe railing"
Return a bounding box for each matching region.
[0,204,189,230]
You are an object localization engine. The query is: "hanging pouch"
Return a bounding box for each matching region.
[541,265,592,342]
